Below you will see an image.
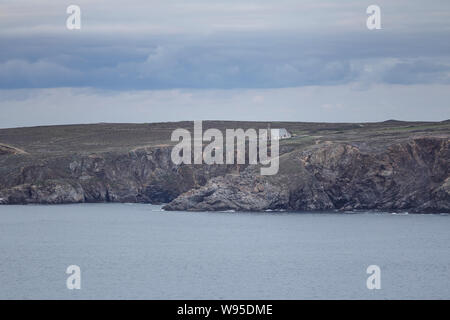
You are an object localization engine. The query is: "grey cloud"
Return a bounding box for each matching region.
[0,0,450,89]
[382,60,450,84]
[0,0,449,126]
[1,31,450,89]
[0,59,83,88]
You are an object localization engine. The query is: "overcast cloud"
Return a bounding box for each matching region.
[0,0,449,127]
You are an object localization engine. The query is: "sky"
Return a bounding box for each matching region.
[0,0,449,128]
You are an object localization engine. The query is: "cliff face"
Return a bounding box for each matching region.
[0,121,449,212]
[0,147,233,204]
[163,137,450,213]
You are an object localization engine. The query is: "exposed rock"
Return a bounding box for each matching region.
[165,173,290,211]
[0,143,27,155]
[0,146,234,204]
[0,121,448,213]
[163,137,450,213]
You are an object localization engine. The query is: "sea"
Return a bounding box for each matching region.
[0,203,448,299]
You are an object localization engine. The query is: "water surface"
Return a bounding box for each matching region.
[0,204,448,299]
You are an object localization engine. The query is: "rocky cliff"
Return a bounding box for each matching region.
[0,121,448,212]
[164,136,449,213]
[0,146,234,204]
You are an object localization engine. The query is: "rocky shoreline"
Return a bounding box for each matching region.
[163,137,449,213]
[0,121,449,213]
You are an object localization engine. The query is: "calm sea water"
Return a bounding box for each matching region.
[0,203,448,299]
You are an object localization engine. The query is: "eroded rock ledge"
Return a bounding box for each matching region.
[163,137,450,213]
